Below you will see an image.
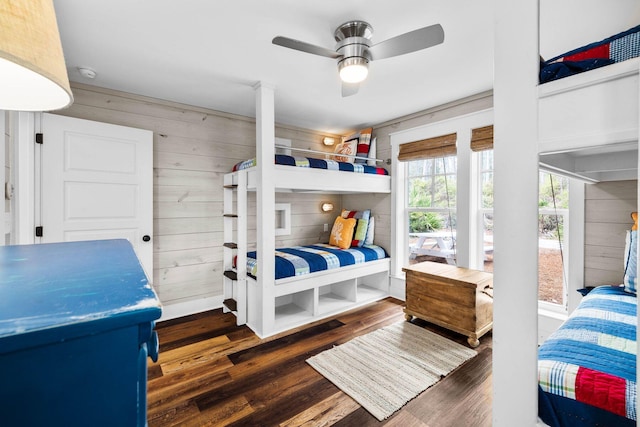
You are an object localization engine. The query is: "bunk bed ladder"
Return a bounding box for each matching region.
[222,171,247,325]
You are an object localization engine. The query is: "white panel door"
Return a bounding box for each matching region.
[40,113,153,281]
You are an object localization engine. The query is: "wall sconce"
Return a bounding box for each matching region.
[0,0,73,111]
[321,202,334,213]
[323,137,335,146]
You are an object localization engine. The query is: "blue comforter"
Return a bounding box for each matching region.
[246,243,387,280]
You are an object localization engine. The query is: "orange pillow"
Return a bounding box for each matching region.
[329,217,356,249]
[632,212,637,231]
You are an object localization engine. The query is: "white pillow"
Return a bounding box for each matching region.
[364,216,375,245]
[367,137,377,167]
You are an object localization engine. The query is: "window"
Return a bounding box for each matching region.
[407,156,457,265]
[389,109,493,279]
[538,171,569,309]
[478,150,494,271]
[477,150,569,308]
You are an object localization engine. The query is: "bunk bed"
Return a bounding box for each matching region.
[222,123,391,338]
[536,23,640,427]
[537,24,640,183]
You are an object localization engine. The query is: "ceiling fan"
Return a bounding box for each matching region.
[272,20,444,97]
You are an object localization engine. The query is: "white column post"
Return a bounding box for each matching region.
[493,0,540,425]
[254,81,276,336]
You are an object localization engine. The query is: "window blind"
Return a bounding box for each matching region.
[470,125,493,152]
[397,132,457,161]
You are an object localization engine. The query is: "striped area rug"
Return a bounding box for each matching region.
[306,321,477,421]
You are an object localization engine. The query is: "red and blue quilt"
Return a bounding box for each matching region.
[538,285,636,426]
[540,24,640,83]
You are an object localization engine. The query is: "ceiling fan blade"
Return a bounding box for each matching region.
[341,81,359,97]
[272,36,342,59]
[368,24,444,60]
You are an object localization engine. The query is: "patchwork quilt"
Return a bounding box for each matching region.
[540,24,640,83]
[538,285,637,426]
[232,154,389,175]
[245,243,387,280]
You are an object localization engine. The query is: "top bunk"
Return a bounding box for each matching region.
[227,136,391,194]
[537,20,640,182]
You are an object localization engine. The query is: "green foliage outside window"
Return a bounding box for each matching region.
[409,211,444,233]
[408,157,456,233]
[539,173,569,209]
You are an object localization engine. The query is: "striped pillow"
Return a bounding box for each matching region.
[623,230,637,294]
[341,209,371,247]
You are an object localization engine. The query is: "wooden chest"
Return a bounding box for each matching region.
[403,261,493,347]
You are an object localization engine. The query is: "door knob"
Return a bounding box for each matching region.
[142,235,151,242]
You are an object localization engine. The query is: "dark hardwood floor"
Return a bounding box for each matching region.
[147,298,492,426]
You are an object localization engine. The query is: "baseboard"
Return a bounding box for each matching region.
[159,295,223,322]
[390,275,406,301]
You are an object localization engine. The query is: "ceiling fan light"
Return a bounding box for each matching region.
[338,57,369,83]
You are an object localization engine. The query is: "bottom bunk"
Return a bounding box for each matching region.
[538,284,637,427]
[233,243,390,337]
[247,258,390,336]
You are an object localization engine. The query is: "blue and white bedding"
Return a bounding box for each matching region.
[538,285,637,427]
[244,243,387,280]
[232,154,389,175]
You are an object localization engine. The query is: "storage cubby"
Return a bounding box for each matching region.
[246,258,391,337]
[356,270,390,303]
[274,288,314,329]
[317,279,357,315]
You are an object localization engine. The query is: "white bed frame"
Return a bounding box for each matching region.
[538,57,640,183]
[222,83,392,338]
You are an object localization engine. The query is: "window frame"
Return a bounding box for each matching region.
[389,109,493,279]
[389,110,584,318]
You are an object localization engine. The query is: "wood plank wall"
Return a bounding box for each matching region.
[20,84,632,314]
[55,83,342,312]
[584,179,637,287]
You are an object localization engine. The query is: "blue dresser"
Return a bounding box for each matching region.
[0,239,162,427]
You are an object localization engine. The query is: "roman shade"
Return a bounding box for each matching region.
[397,132,457,161]
[470,125,493,152]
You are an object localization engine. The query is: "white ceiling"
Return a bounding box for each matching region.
[52,1,639,134]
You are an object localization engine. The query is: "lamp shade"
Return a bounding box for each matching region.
[0,0,73,111]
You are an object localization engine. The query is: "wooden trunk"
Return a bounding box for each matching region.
[402,261,493,347]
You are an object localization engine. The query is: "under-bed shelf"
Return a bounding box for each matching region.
[248,259,391,337]
[274,289,314,330]
[356,284,389,303]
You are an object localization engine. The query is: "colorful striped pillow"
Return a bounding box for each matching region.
[342,128,373,164]
[341,209,371,247]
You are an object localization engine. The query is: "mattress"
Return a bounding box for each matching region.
[232,154,389,175]
[244,243,388,280]
[538,285,637,426]
[540,24,640,83]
